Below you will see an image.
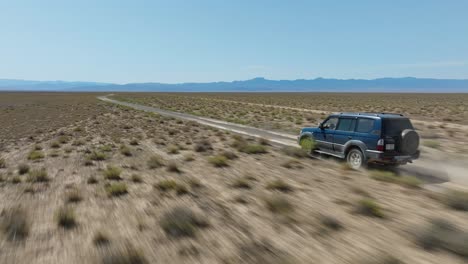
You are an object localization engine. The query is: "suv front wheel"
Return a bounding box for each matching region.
[346,148,364,170]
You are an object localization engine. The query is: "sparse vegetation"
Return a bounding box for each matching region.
[28,150,45,160]
[105,183,128,197]
[147,155,164,169]
[208,155,229,167]
[18,163,30,175]
[0,158,6,168]
[103,165,122,180]
[443,190,468,211]
[281,146,308,158]
[266,179,292,192]
[101,244,147,264]
[239,144,267,154]
[28,168,49,182]
[264,194,294,215]
[160,207,208,238]
[356,199,384,218]
[56,206,76,229]
[370,170,422,188]
[87,151,107,161]
[1,207,29,241]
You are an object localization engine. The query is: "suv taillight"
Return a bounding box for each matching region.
[377,139,385,151]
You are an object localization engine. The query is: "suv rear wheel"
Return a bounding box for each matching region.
[346,148,364,170]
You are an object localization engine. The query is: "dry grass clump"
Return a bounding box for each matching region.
[101,243,147,264]
[240,144,267,154]
[28,150,45,161]
[27,168,49,182]
[239,241,292,264]
[281,158,303,169]
[442,190,468,211]
[66,189,83,203]
[11,176,22,184]
[103,165,122,180]
[194,139,213,152]
[281,146,308,158]
[18,163,30,175]
[356,199,384,218]
[131,174,143,183]
[208,155,229,167]
[88,151,107,161]
[264,194,294,215]
[167,144,179,154]
[159,207,208,238]
[266,179,293,192]
[105,183,128,197]
[156,179,188,195]
[221,150,238,160]
[56,206,77,229]
[370,170,422,188]
[413,219,468,258]
[1,207,29,241]
[231,177,252,189]
[87,176,98,184]
[147,155,164,169]
[50,141,61,149]
[120,145,133,157]
[183,152,195,161]
[129,139,139,146]
[93,230,110,246]
[320,215,343,231]
[0,157,6,168]
[166,161,182,173]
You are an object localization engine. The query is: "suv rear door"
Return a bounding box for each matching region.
[354,117,380,150]
[333,117,356,154]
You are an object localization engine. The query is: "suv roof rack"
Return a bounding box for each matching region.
[338,112,404,117]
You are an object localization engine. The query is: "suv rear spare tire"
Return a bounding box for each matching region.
[400,129,419,155]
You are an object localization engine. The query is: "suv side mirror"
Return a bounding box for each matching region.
[318,122,323,129]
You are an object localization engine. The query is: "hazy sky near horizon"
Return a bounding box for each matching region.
[1,0,467,84]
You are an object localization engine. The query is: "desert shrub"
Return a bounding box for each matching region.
[17,164,30,175]
[208,155,229,167]
[87,176,98,184]
[105,183,128,197]
[159,207,208,238]
[356,199,384,218]
[183,153,195,161]
[64,147,73,153]
[194,139,213,152]
[28,168,49,182]
[281,159,303,169]
[258,138,270,146]
[49,150,60,157]
[264,195,294,215]
[370,170,422,188]
[33,144,43,150]
[131,174,142,183]
[66,189,82,203]
[120,145,132,157]
[84,159,94,166]
[58,136,69,144]
[103,166,122,180]
[221,150,238,160]
[266,179,292,192]
[0,158,6,168]
[101,244,147,264]
[281,146,308,158]
[93,230,110,246]
[443,190,468,211]
[239,241,292,264]
[50,141,61,149]
[240,144,267,154]
[174,184,189,195]
[72,139,85,146]
[28,150,45,160]
[156,179,178,191]
[231,177,252,189]
[88,151,106,161]
[99,145,113,152]
[56,206,76,229]
[320,215,343,231]
[167,144,179,154]
[414,219,468,258]
[129,139,139,146]
[423,140,440,149]
[1,207,29,241]
[166,161,182,173]
[188,178,202,189]
[147,155,164,169]
[11,176,21,184]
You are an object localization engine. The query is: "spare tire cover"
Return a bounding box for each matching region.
[401,129,419,155]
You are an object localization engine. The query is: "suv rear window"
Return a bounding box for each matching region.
[383,118,414,135]
[356,118,375,133]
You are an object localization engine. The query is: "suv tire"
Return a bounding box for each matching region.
[346,148,364,170]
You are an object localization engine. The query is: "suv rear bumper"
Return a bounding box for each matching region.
[365,150,420,165]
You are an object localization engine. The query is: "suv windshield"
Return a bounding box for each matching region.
[383,118,413,135]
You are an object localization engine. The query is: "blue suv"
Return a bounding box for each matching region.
[298,113,420,169]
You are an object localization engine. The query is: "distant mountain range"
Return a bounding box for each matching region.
[1,77,468,92]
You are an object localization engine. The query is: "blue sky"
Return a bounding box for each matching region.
[1,0,467,83]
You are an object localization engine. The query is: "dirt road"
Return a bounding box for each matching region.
[98,95,468,191]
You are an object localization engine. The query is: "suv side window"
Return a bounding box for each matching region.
[322,117,338,130]
[356,118,375,133]
[336,118,356,131]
